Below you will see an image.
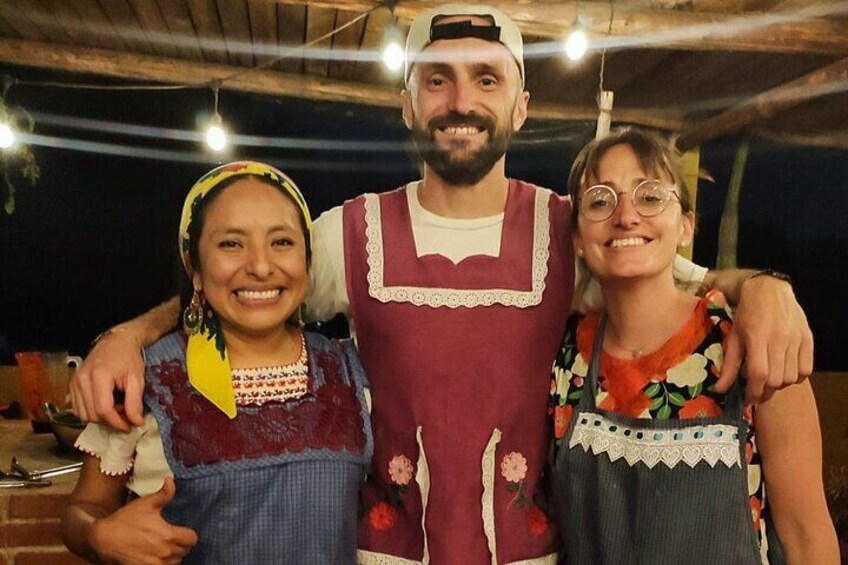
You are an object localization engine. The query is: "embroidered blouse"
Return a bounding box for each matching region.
[549,291,773,560]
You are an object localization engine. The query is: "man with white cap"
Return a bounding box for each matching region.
[71,4,812,563]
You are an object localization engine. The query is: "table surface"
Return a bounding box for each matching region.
[0,419,83,495]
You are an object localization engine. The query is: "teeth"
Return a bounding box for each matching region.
[610,237,648,248]
[442,126,481,135]
[237,289,280,300]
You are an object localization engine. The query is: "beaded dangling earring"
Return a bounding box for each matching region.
[183,291,204,336]
[298,305,305,328]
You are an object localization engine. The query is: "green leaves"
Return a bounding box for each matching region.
[645,382,661,398]
[668,392,686,407]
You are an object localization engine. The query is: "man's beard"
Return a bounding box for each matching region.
[410,111,512,186]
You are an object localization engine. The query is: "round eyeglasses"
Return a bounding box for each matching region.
[577,179,681,223]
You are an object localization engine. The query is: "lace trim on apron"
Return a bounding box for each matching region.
[569,412,742,469]
[356,549,558,565]
[415,426,431,564]
[481,428,502,565]
[362,189,551,309]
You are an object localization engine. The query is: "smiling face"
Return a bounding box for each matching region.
[192,177,308,341]
[402,17,529,186]
[574,142,694,282]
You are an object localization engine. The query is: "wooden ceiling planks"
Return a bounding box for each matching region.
[274,0,848,56]
[328,9,367,82]
[0,0,843,148]
[216,0,254,67]
[353,7,399,86]
[71,0,128,52]
[678,56,848,148]
[126,0,179,58]
[616,51,725,109]
[303,5,336,77]
[773,93,848,136]
[185,0,228,63]
[0,1,46,42]
[590,51,676,94]
[527,53,598,108]
[0,13,20,40]
[276,3,306,74]
[40,0,103,50]
[155,0,203,61]
[247,0,278,66]
[97,0,154,54]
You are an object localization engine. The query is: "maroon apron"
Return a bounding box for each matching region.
[346,181,573,564]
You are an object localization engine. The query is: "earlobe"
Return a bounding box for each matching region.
[512,90,529,131]
[192,271,202,292]
[402,89,414,130]
[573,231,584,258]
[679,212,696,248]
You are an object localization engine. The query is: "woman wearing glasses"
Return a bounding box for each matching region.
[549,128,837,564]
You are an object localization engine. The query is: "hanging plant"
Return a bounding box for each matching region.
[0,76,40,215]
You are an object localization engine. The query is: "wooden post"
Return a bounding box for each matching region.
[717,138,749,270]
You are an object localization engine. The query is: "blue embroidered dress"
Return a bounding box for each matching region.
[143,330,373,564]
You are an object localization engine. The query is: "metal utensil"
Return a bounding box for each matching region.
[10,457,82,481]
[0,467,52,488]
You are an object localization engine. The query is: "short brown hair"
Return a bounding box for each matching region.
[567,127,693,224]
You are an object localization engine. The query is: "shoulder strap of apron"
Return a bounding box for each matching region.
[578,314,608,412]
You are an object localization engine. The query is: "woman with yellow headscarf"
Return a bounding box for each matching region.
[62,162,373,564]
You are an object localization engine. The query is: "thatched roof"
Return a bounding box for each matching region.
[0,0,846,148]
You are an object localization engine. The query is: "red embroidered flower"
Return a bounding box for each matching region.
[315,381,364,451]
[368,502,396,531]
[749,495,762,530]
[678,395,722,419]
[317,351,342,382]
[554,405,573,440]
[528,505,549,536]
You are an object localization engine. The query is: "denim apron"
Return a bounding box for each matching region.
[553,316,785,565]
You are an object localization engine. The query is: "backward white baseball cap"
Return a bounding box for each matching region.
[404,4,525,86]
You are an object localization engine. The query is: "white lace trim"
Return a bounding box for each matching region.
[362,189,551,309]
[356,550,557,565]
[357,550,422,565]
[568,412,741,469]
[415,426,430,564]
[75,443,134,476]
[508,553,558,565]
[481,428,502,565]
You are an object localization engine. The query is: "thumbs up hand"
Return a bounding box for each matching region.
[91,476,199,564]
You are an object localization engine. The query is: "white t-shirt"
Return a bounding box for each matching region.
[304,181,707,323]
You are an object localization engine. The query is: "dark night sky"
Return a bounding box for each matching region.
[0,63,845,369]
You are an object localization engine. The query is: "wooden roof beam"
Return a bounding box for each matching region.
[0,37,684,129]
[677,56,848,150]
[270,0,848,56]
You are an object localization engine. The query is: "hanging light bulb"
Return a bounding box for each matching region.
[564,27,588,61]
[0,122,15,149]
[204,83,227,152]
[383,40,404,72]
[382,12,404,73]
[206,112,227,152]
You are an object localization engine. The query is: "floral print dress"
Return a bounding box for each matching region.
[550,291,775,562]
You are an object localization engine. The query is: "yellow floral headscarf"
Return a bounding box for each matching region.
[179,161,312,418]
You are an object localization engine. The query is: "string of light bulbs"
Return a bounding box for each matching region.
[0,2,389,154]
[1,3,606,155]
